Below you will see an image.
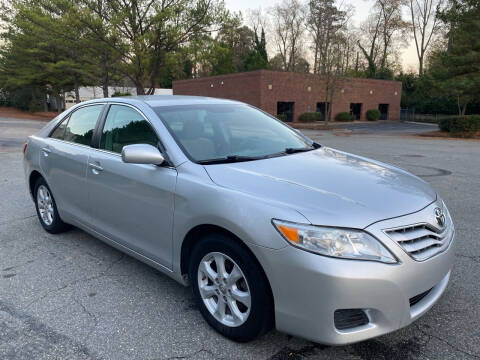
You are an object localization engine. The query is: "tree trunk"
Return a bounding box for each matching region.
[56,95,62,113]
[101,55,109,98]
[43,93,48,112]
[74,76,80,103]
[136,83,145,95]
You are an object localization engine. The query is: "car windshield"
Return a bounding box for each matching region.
[153,104,314,163]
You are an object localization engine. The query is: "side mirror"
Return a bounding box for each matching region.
[121,144,165,165]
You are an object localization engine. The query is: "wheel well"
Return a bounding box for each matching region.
[180,224,275,312]
[29,170,43,197]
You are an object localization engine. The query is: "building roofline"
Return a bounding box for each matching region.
[173,69,402,86]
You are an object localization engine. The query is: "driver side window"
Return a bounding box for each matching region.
[100,105,158,154]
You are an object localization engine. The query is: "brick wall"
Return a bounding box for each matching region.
[173,70,402,122]
[172,72,262,107]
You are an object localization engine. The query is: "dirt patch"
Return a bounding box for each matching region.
[419,130,480,140]
[0,107,56,121]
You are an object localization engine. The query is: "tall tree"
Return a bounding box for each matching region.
[270,0,306,72]
[429,0,480,114]
[358,0,409,78]
[408,0,444,75]
[244,28,269,71]
[306,0,349,75]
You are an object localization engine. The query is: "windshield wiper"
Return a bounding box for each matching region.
[198,155,263,165]
[265,143,320,159]
[284,147,315,154]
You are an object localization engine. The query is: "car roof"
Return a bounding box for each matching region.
[84,95,243,107]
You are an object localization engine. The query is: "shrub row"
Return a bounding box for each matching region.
[366,109,381,121]
[298,112,323,122]
[279,109,387,122]
[439,115,480,136]
[335,112,355,121]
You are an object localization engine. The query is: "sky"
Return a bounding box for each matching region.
[224,0,418,71]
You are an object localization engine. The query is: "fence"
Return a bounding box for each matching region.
[400,109,457,123]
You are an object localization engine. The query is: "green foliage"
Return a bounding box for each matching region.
[111,92,131,97]
[439,115,480,136]
[366,109,381,121]
[244,28,269,71]
[210,43,236,76]
[0,88,44,111]
[336,112,353,121]
[276,113,287,122]
[396,72,480,114]
[428,0,480,115]
[298,112,323,122]
[0,0,231,106]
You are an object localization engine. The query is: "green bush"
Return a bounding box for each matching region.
[439,115,480,136]
[276,113,287,122]
[336,112,354,121]
[112,91,132,97]
[298,112,323,122]
[366,109,381,121]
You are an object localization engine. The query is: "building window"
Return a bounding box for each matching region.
[277,102,295,122]
[316,102,330,120]
[350,103,362,120]
[379,104,389,120]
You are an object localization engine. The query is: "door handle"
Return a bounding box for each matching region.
[41,147,51,156]
[88,162,104,172]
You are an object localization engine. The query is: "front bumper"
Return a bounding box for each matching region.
[252,205,455,345]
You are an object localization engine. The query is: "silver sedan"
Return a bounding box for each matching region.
[23,96,455,344]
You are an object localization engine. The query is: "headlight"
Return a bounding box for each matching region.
[272,219,397,264]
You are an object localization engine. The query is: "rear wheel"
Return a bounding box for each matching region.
[189,233,273,342]
[34,177,70,234]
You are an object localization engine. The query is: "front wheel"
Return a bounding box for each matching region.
[189,234,273,342]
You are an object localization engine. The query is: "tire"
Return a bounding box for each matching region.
[33,177,70,234]
[189,233,273,342]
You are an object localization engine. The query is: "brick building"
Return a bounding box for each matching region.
[173,70,402,122]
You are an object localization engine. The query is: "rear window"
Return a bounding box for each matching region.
[50,105,103,146]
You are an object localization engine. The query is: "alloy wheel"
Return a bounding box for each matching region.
[37,185,54,226]
[197,252,251,327]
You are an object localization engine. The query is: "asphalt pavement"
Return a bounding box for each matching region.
[336,121,439,135]
[1,117,479,359]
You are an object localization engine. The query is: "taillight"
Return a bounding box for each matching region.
[23,142,28,155]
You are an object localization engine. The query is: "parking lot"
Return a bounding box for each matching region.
[1,117,479,360]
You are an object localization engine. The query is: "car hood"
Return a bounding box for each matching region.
[204,147,436,229]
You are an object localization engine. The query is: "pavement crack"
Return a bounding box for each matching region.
[164,348,219,359]
[414,324,480,359]
[456,253,480,263]
[0,214,36,227]
[0,299,99,359]
[23,253,126,310]
[268,343,328,360]
[72,296,99,343]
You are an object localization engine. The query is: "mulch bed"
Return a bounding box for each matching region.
[0,107,56,121]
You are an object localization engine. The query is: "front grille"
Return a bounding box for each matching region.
[409,288,432,307]
[334,309,369,330]
[384,217,453,261]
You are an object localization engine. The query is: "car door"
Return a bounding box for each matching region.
[87,104,177,269]
[40,104,105,224]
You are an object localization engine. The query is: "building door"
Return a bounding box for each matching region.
[379,104,389,120]
[350,103,362,120]
[316,102,330,121]
[277,102,295,122]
